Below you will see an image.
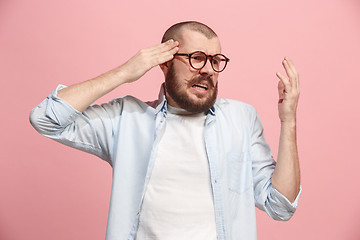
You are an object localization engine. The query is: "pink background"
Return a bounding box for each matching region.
[1,0,360,239]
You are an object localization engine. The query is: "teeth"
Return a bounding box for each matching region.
[193,84,207,90]
[194,86,204,90]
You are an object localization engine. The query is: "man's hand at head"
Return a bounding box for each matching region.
[121,40,179,84]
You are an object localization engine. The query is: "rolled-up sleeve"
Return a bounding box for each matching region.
[30,85,81,134]
[264,185,302,220]
[29,85,120,164]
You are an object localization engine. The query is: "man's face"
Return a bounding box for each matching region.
[164,29,221,113]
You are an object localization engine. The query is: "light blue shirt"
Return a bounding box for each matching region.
[30,84,301,240]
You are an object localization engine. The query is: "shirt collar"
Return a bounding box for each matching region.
[154,83,167,114]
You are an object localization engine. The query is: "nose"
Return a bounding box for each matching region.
[199,58,217,86]
[199,57,215,77]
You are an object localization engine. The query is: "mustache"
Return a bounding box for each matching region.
[188,75,215,88]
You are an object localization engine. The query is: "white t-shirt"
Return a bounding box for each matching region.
[135,106,217,239]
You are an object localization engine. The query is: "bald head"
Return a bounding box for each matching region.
[161,21,218,43]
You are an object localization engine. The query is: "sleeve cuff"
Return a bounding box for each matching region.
[45,84,81,126]
[270,185,302,210]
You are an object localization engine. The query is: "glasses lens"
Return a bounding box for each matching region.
[190,52,207,69]
[212,55,227,72]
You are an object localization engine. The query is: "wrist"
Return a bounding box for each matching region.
[280,119,296,128]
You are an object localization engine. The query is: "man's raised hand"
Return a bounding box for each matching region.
[121,39,179,83]
[276,57,300,124]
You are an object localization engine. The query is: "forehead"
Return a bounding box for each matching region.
[178,29,221,55]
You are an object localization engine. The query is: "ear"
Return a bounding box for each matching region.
[159,61,170,77]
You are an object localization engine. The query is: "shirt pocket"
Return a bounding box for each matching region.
[227,151,252,194]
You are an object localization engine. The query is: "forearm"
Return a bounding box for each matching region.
[271,121,300,202]
[57,65,129,112]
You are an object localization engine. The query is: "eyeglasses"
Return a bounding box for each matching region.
[174,51,230,72]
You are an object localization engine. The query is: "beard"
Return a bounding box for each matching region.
[164,62,218,113]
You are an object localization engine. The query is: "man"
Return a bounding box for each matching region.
[30,21,301,240]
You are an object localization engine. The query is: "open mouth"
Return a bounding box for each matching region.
[192,83,208,91]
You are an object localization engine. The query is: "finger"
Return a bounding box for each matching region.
[276,71,291,92]
[138,41,178,68]
[168,45,179,56]
[157,46,179,64]
[282,58,296,85]
[149,39,179,54]
[285,57,300,89]
[146,41,179,65]
[277,80,285,100]
[284,57,297,75]
[160,41,179,57]
[159,40,179,53]
[284,57,299,89]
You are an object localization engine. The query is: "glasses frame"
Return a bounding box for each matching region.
[174,51,230,72]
